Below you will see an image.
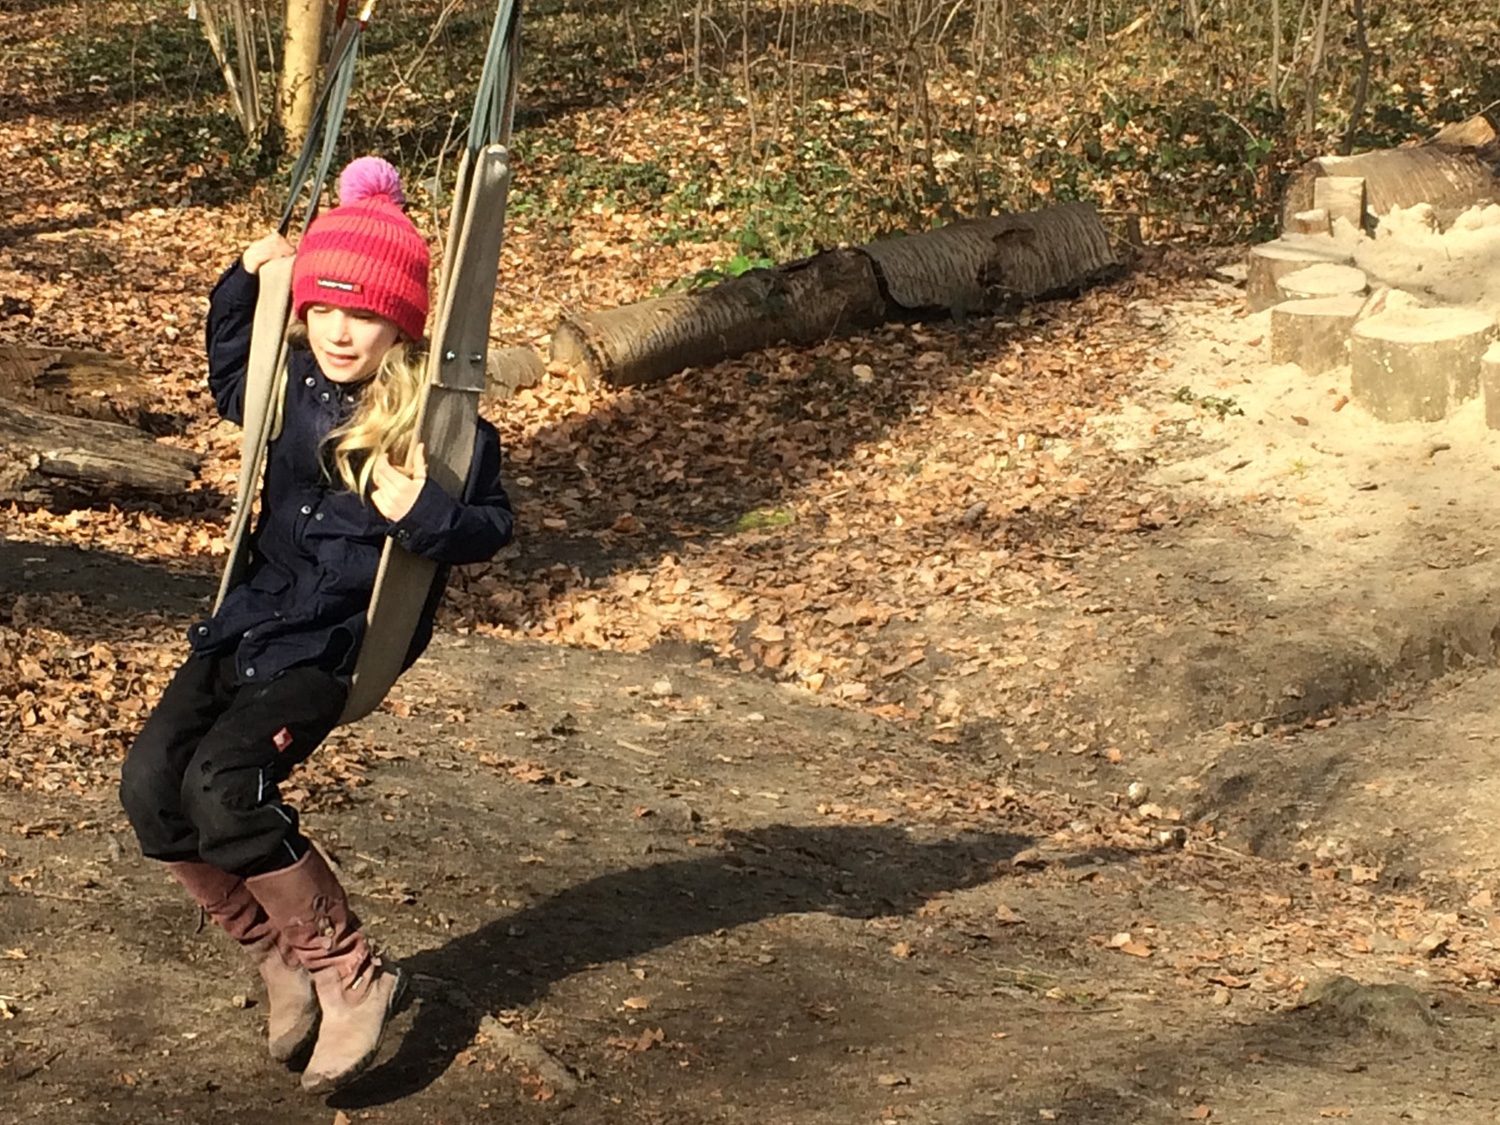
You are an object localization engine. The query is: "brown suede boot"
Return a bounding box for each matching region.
[245,847,406,1095]
[167,860,321,1063]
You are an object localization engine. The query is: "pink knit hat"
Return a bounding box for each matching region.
[291,156,430,341]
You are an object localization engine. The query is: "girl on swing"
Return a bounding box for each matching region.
[119,156,513,1094]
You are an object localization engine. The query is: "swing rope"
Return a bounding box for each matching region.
[466,0,522,153]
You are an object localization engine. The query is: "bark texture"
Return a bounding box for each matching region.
[553,248,885,387]
[0,400,200,507]
[277,0,325,149]
[0,343,165,430]
[862,203,1119,313]
[553,204,1120,387]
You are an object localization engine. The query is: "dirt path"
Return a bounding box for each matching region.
[4,623,1500,1124]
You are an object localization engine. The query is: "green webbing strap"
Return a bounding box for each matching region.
[467,0,522,153]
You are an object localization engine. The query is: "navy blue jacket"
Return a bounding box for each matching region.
[189,262,513,685]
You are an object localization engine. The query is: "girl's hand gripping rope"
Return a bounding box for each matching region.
[370,442,427,522]
[242,232,296,276]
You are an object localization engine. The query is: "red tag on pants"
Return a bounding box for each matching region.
[272,727,293,752]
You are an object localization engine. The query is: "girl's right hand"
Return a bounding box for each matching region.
[241,232,296,276]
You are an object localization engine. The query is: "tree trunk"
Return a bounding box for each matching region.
[0,401,200,507]
[553,204,1120,387]
[194,0,263,140]
[278,0,325,149]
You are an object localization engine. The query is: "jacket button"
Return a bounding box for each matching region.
[314,512,325,521]
[320,392,330,402]
[195,624,209,636]
[304,376,315,387]
[300,504,312,515]
[244,666,257,678]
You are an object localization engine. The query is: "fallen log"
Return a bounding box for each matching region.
[551,248,885,387]
[1282,147,1500,232]
[861,203,1120,313]
[0,399,200,507]
[0,343,167,431]
[552,203,1120,387]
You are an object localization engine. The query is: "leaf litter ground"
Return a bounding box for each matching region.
[6,6,1500,1122]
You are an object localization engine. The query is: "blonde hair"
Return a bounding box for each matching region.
[324,338,426,498]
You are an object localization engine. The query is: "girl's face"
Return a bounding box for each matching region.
[305,304,401,384]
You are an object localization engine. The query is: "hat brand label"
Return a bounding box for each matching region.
[317,278,364,293]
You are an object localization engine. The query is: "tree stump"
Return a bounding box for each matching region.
[1482,342,1500,430]
[1276,263,1368,302]
[1271,295,1366,374]
[1312,176,1368,233]
[1350,307,1494,422]
[1288,209,1331,235]
[1246,236,1356,312]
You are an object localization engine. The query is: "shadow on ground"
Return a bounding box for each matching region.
[336,822,1030,1106]
[0,535,212,617]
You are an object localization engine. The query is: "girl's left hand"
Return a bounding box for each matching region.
[371,443,428,522]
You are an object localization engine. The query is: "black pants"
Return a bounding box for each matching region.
[119,651,347,877]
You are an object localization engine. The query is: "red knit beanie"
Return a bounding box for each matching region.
[291,156,430,341]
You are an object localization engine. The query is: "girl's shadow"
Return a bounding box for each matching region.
[334,823,1031,1106]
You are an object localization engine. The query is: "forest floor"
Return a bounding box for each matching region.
[8,5,1500,1124]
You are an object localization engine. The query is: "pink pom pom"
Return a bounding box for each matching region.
[338,156,405,207]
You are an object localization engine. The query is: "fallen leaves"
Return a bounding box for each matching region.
[1107,932,1154,958]
[606,1027,665,1052]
